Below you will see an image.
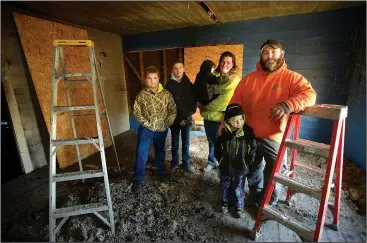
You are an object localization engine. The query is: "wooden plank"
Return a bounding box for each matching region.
[300,104,348,120]
[162,50,167,84]
[7,2,364,36]
[285,138,330,158]
[273,174,322,200]
[13,12,110,168]
[178,48,183,61]
[139,51,144,79]
[263,206,314,242]
[124,56,142,82]
[123,55,132,115]
[1,57,34,173]
[126,46,183,53]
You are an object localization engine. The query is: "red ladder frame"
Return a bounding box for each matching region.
[251,111,346,242]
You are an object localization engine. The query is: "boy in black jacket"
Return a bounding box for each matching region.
[194,60,230,105]
[165,60,197,174]
[214,103,257,218]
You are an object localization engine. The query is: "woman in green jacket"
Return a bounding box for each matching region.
[201,51,241,172]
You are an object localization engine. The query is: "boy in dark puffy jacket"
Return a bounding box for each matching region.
[214,103,257,218]
[194,60,230,105]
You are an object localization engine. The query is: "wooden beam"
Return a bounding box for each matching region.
[1,57,34,173]
[139,51,144,79]
[126,46,183,54]
[178,48,183,61]
[163,50,167,85]
[122,55,132,115]
[124,55,142,82]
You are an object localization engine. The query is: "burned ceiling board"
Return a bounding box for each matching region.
[13,12,111,168]
[207,1,364,23]
[7,1,365,36]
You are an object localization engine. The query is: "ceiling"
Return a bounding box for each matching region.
[5,1,365,36]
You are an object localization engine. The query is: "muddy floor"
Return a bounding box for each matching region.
[2,130,366,242]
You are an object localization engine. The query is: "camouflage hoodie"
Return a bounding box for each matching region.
[133,83,177,132]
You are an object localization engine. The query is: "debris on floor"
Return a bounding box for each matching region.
[1,132,366,242]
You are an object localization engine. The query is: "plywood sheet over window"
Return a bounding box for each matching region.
[184,44,244,122]
[13,13,111,168]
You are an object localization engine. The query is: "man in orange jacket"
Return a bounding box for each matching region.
[229,39,317,206]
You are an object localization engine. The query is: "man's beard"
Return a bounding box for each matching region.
[260,56,284,72]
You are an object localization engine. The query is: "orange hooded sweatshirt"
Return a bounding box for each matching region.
[230,60,316,142]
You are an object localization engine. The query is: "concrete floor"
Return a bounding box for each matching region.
[2,130,366,242]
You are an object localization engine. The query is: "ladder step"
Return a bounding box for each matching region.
[273,174,322,200]
[262,205,314,242]
[53,40,94,47]
[52,169,104,182]
[300,104,348,120]
[55,73,93,78]
[53,203,108,218]
[54,105,96,111]
[285,139,330,158]
[294,161,326,175]
[64,79,91,84]
[72,110,106,118]
[52,138,100,146]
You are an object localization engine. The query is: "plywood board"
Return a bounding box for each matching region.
[184,44,244,121]
[13,13,111,168]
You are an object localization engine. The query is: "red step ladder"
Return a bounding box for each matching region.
[250,104,348,242]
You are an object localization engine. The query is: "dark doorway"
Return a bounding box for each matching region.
[1,83,24,184]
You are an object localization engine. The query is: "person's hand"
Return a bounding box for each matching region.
[269,104,286,123]
[217,122,225,136]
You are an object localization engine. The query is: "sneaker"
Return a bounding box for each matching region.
[132,182,142,194]
[221,204,229,214]
[203,164,215,173]
[236,208,245,218]
[184,165,196,174]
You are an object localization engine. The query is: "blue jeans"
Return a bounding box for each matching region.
[170,124,191,169]
[204,120,221,167]
[134,125,168,185]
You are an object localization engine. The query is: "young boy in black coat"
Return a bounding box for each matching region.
[215,103,257,218]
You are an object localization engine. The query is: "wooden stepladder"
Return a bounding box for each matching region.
[251,104,348,242]
[49,40,120,242]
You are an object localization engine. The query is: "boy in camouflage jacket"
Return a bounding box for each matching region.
[132,66,176,193]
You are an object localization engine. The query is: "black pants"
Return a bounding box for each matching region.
[247,138,288,204]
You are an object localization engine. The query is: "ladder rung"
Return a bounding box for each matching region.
[64,79,92,84]
[263,205,314,242]
[53,203,108,218]
[294,161,326,175]
[52,138,100,146]
[285,139,330,158]
[72,111,106,118]
[273,174,322,200]
[54,105,95,112]
[53,40,94,47]
[299,104,348,120]
[55,73,93,78]
[52,169,104,182]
